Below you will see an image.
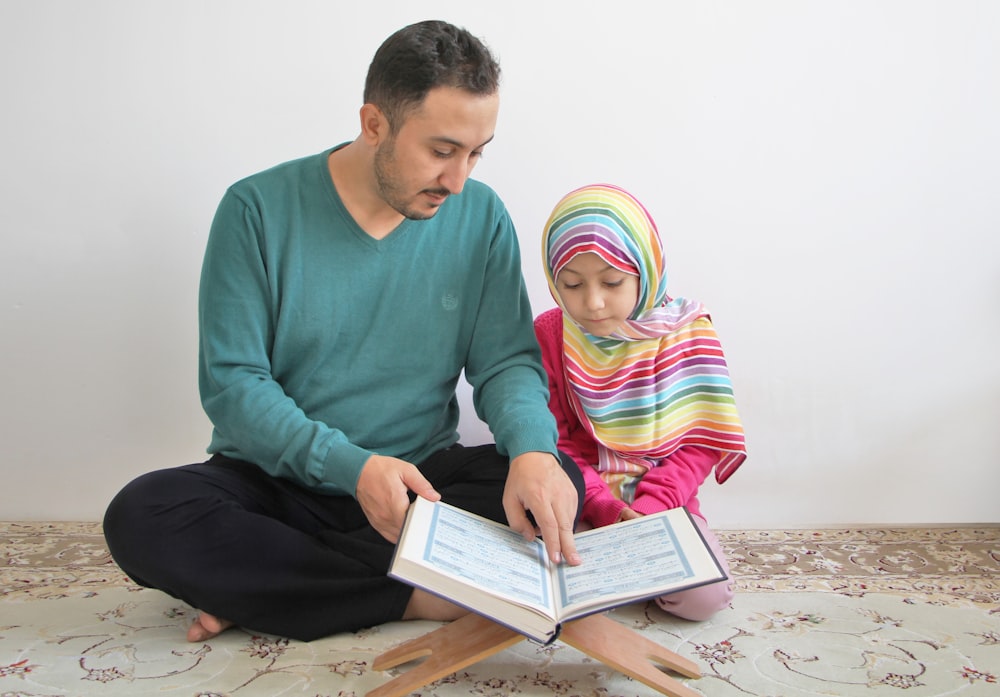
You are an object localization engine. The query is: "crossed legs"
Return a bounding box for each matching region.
[104,446,584,642]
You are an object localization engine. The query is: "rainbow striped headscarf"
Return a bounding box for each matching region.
[542,184,746,484]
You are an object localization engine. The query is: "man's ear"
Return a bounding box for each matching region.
[360,103,389,145]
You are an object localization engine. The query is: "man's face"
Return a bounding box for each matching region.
[373,86,499,220]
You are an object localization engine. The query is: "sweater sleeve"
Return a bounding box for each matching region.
[198,187,371,495]
[630,445,717,518]
[465,209,559,459]
[534,309,626,528]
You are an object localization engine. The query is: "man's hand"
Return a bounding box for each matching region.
[356,454,440,543]
[503,452,581,566]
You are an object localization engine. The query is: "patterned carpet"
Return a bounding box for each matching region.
[1,523,998,696]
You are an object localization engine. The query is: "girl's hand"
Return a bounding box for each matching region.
[617,507,643,522]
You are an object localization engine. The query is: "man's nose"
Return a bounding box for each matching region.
[439,159,469,195]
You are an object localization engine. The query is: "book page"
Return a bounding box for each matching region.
[419,502,553,609]
[555,512,696,610]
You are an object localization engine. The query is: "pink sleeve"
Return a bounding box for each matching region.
[580,465,628,528]
[534,309,585,468]
[534,309,625,528]
[630,446,717,517]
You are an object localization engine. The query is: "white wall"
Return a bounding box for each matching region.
[2,1,998,526]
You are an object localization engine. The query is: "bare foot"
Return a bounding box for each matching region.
[186,611,235,642]
[402,589,467,622]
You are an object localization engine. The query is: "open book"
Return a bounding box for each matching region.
[389,497,727,644]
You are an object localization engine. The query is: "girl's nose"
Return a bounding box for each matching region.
[585,289,605,311]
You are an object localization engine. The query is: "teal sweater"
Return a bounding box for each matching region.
[198,147,557,495]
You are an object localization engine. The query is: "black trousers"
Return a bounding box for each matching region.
[103,444,585,641]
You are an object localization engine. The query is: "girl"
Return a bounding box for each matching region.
[535,183,747,621]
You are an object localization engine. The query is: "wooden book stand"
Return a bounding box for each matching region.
[366,611,702,697]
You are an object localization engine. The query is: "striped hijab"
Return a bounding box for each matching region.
[542,184,746,484]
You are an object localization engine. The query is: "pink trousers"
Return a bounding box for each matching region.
[654,514,733,621]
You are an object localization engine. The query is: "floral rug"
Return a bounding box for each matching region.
[1,523,998,697]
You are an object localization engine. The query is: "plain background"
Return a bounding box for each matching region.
[2,1,998,526]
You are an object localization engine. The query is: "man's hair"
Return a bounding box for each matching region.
[364,20,501,133]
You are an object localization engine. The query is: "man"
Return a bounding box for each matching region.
[103,20,583,643]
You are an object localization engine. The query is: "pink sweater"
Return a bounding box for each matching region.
[534,308,716,528]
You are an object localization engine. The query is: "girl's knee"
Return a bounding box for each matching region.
[655,580,734,622]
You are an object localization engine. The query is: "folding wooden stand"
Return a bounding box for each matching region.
[366,612,702,697]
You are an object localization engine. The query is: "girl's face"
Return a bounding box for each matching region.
[555,252,640,337]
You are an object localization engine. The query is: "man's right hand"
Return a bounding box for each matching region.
[356,454,440,543]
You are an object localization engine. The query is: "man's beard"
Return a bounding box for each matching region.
[373,138,446,221]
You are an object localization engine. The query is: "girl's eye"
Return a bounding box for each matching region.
[605,280,624,288]
[561,282,582,290]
